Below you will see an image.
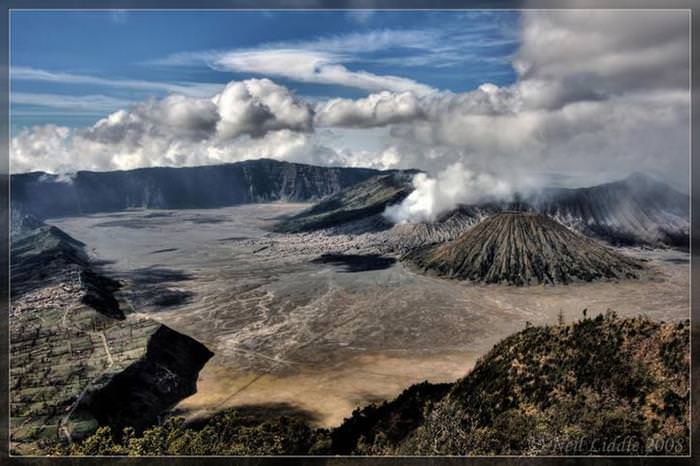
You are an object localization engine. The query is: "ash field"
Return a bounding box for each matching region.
[49,202,689,428]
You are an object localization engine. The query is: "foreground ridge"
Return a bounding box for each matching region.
[57,313,690,456]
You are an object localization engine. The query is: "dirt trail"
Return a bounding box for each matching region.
[58,298,116,443]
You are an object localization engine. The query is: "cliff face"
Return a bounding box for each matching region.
[11,159,382,219]
[81,326,213,434]
[403,212,645,285]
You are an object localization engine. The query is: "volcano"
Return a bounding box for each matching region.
[404,212,644,285]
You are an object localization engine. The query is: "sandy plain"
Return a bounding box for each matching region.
[49,204,690,427]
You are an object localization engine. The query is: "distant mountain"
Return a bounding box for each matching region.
[404,212,644,285]
[279,172,689,248]
[332,313,689,455]
[531,173,689,247]
[274,171,417,233]
[11,159,384,219]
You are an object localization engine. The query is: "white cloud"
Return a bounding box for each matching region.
[12,78,336,173]
[11,125,75,173]
[371,10,690,222]
[11,67,224,98]
[152,24,515,73]
[213,79,314,139]
[79,78,313,147]
[152,29,441,94]
[152,29,440,66]
[514,10,689,99]
[11,9,690,207]
[212,49,435,95]
[315,91,426,128]
[11,92,134,113]
[10,122,329,174]
[315,83,520,128]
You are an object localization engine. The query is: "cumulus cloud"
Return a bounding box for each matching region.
[80,78,313,147]
[213,79,314,138]
[11,123,328,174]
[315,83,520,128]
[315,91,427,128]
[11,125,76,173]
[11,78,318,173]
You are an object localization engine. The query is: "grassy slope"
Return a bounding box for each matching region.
[349,312,689,455]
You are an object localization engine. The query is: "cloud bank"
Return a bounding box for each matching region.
[375,10,690,222]
[12,10,690,224]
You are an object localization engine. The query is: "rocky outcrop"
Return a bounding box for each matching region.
[403,212,644,285]
[10,221,213,453]
[11,220,123,319]
[11,159,383,219]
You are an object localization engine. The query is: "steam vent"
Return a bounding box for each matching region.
[404,212,644,285]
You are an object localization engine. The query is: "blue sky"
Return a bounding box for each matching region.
[10,10,520,131]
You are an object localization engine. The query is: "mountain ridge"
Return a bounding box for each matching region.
[277,171,689,248]
[332,312,689,455]
[11,159,388,219]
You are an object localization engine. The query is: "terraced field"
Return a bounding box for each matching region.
[10,267,160,453]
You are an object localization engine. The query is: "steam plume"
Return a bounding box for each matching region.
[383,163,512,224]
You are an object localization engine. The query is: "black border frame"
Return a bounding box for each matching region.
[1,1,698,465]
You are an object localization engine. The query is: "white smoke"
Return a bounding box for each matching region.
[383,163,512,224]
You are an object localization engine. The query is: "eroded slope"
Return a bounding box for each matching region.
[404,212,644,285]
